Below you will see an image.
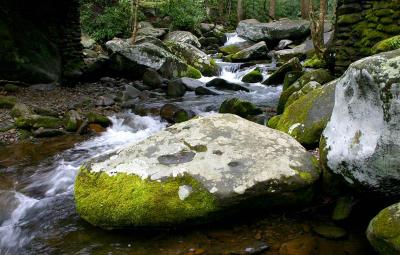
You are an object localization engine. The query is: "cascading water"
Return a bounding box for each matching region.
[224,32,246,46]
[0,113,167,255]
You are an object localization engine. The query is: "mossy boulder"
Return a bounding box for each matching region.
[10,103,33,118]
[219,98,262,118]
[303,55,327,69]
[285,81,322,109]
[283,71,304,91]
[267,115,281,129]
[219,41,254,55]
[0,96,17,109]
[277,69,333,114]
[321,49,400,195]
[231,42,269,62]
[86,112,112,128]
[241,68,263,83]
[263,58,303,85]
[160,104,194,123]
[164,31,201,48]
[165,41,218,76]
[75,114,320,228]
[65,110,83,132]
[372,35,400,54]
[15,115,63,130]
[367,202,400,255]
[275,81,336,148]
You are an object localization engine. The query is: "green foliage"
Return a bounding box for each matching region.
[161,0,207,31]
[80,0,138,43]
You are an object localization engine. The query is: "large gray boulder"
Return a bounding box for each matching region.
[237,19,311,44]
[75,114,320,228]
[105,38,201,79]
[367,202,400,255]
[165,41,219,76]
[164,31,201,48]
[321,49,400,195]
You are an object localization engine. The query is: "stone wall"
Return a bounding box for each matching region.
[0,0,83,84]
[334,0,400,75]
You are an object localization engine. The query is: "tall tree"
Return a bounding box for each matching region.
[269,0,276,21]
[237,0,244,22]
[310,0,327,58]
[300,0,310,19]
[131,0,140,44]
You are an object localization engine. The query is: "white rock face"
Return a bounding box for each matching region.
[88,114,318,198]
[323,49,400,194]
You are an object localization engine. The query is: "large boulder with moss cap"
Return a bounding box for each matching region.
[106,38,201,79]
[75,114,320,228]
[164,31,201,48]
[275,81,336,148]
[231,41,269,62]
[321,49,400,195]
[237,19,310,43]
[367,202,400,255]
[165,41,219,76]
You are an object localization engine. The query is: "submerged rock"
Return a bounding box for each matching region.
[242,68,263,83]
[367,202,400,255]
[321,49,400,195]
[206,78,250,92]
[75,114,319,228]
[237,19,310,43]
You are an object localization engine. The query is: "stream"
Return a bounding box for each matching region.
[0,48,375,254]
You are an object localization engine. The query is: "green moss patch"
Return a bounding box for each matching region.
[372,35,400,54]
[0,96,17,109]
[74,167,218,228]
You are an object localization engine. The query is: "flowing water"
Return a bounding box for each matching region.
[0,60,375,255]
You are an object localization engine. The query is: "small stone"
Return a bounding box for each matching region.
[313,225,347,239]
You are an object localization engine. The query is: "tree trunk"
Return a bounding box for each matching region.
[131,0,140,44]
[269,0,276,21]
[301,0,310,19]
[309,0,326,58]
[237,0,244,22]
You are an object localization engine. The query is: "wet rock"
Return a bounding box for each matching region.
[206,78,250,92]
[142,68,164,88]
[88,123,106,133]
[219,41,254,55]
[160,103,194,123]
[263,57,302,85]
[274,81,335,148]
[33,128,66,138]
[276,39,293,50]
[165,41,219,76]
[10,103,33,118]
[367,202,400,255]
[283,71,304,91]
[65,110,83,132]
[231,41,269,62]
[219,98,262,118]
[313,225,347,240]
[123,85,141,101]
[175,77,204,91]
[0,191,22,224]
[86,112,112,128]
[164,31,201,48]
[237,19,310,43]
[75,114,320,228]
[95,96,115,107]
[332,196,354,221]
[242,68,263,83]
[278,69,333,114]
[195,86,222,96]
[167,79,187,97]
[0,96,17,109]
[321,49,400,195]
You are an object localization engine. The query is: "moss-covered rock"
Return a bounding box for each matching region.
[264,57,302,85]
[283,71,304,91]
[267,115,281,129]
[15,115,63,130]
[241,68,263,83]
[277,69,333,114]
[74,114,320,228]
[4,84,19,93]
[65,110,83,132]
[219,98,261,118]
[231,42,268,62]
[303,55,327,69]
[372,35,400,54]
[86,112,112,128]
[10,103,33,118]
[275,81,336,148]
[367,202,400,255]
[285,81,322,109]
[0,96,17,109]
